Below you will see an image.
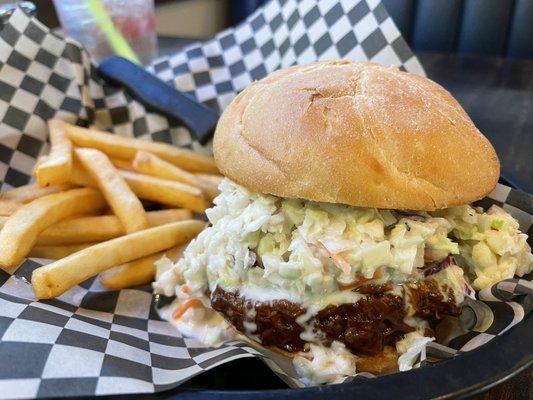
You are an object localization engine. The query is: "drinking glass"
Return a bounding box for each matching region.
[53,0,157,64]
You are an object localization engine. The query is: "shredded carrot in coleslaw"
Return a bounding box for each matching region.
[172,298,201,320]
[315,242,352,274]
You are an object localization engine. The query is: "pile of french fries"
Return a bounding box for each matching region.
[0,120,223,300]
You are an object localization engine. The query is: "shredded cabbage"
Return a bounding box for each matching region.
[293,341,356,385]
[176,181,474,303]
[173,181,532,304]
[437,205,533,289]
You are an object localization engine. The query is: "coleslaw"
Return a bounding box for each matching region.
[154,179,532,384]
[171,180,531,305]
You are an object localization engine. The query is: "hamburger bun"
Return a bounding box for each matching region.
[213,60,500,210]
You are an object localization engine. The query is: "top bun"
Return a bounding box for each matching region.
[213,60,499,210]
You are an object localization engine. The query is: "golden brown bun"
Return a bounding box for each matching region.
[356,346,399,375]
[213,60,500,210]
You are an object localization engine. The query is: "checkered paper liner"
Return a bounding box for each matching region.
[0,1,530,398]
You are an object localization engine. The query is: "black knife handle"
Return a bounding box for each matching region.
[98,56,219,144]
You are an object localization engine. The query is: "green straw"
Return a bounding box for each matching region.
[87,0,141,64]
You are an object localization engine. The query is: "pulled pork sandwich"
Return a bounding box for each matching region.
[154,60,533,384]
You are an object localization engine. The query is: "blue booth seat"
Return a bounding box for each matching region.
[382,0,533,59]
[231,0,533,59]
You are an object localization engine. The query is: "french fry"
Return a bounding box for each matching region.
[29,243,96,259]
[195,173,225,187]
[110,158,135,171]
[0,183,75,203]
[32,220,206,299]
[0,200,22,216]
[132,151,219,200]
[69,161,96,187]
[132,150,195,182]
[145,209,193,225]
[37,209,192,245]
[99,252,164,290]
[196,180,219,201]
[88,123,103,131]
[0,188,107,271]
[119,170,209,213]
[65,123,218,173]
[32,155,48,176]
[76,148,148,233]
[100,244,187,290]
[69,163,209,212]
[34,120,73,186]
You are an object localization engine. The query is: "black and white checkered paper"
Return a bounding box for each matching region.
[0,1,530,398]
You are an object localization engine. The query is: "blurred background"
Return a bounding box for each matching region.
[17,0,533,59]
[8,0,229,39]
[1,0,528,194]
[0,0,530,191]
[0,0,530,185]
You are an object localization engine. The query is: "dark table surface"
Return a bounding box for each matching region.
[155,38,532,399]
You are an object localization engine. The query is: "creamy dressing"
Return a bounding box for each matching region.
[296,307,321,343]
[153,256,179,297]
[157,298,236,347]
[243,305,259,341]
[239,284,301,303]
[153,179,533,385]
[431,265,468,304]
[293,341,357,385]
